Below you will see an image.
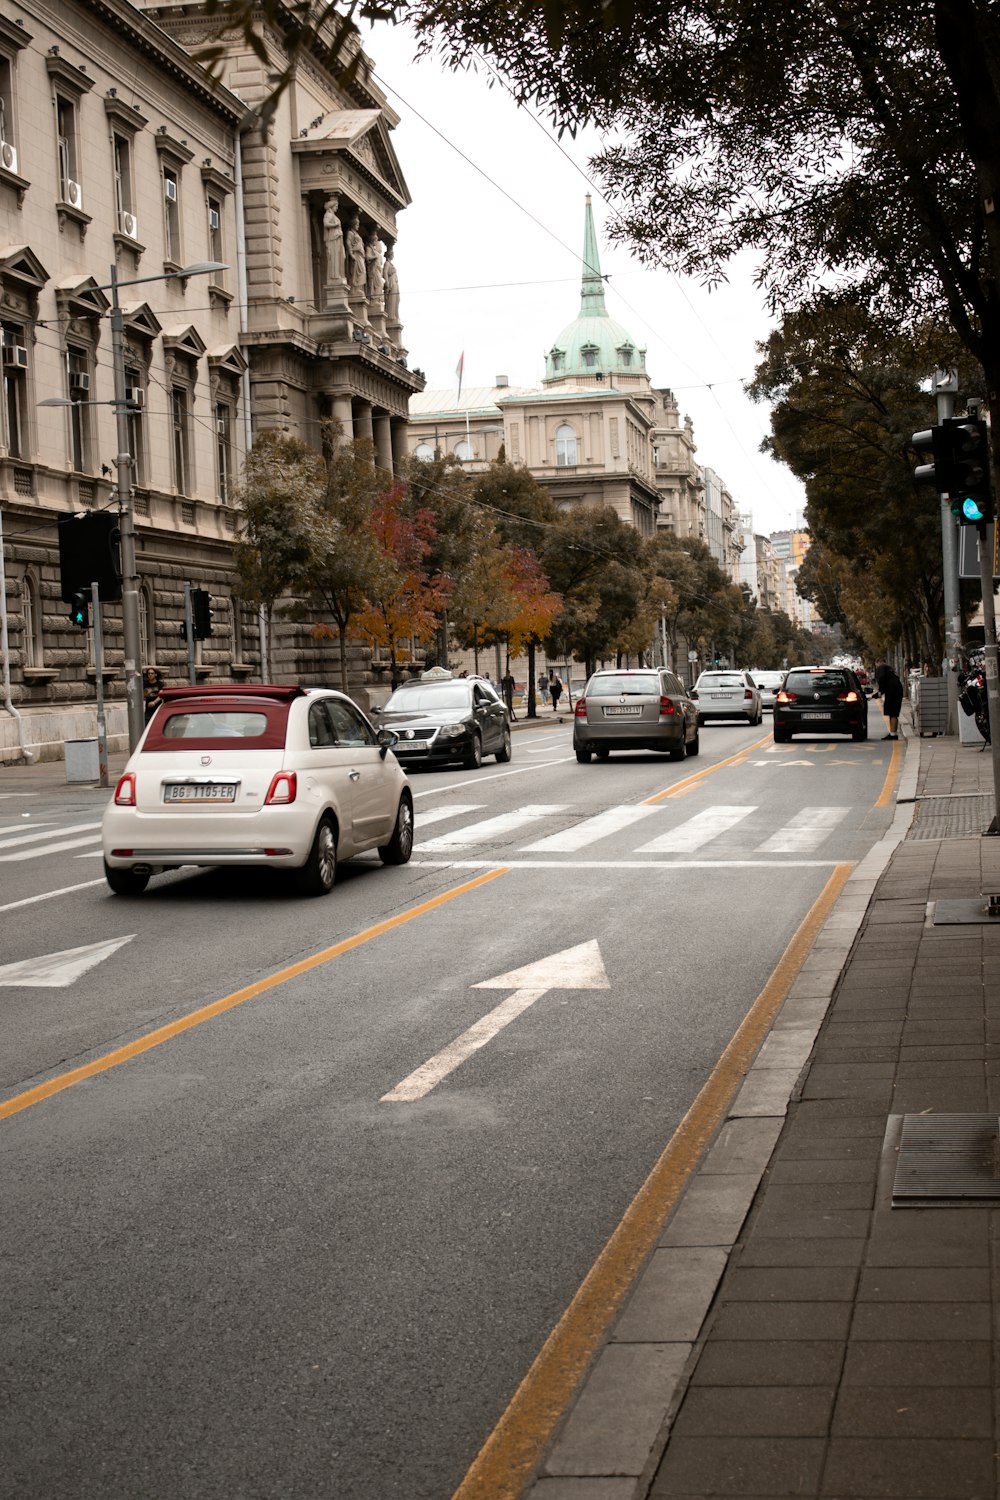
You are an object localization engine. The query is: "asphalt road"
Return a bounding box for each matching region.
[0,708,898,1499]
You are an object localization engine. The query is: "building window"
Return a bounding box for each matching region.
[618,344,634,367]
[0,57,17,173]
[163,166,181,262]
[66,346,91,471]
[171,384,191,493]
[555,424,577,467]
[124,363,145,485]
[215,400,233,500]
[453,439,473,461]
[56,95,80,203]
[550,349,564,371]
[139,584,152,664]
[2,322,28,458]
[207,196,224,279]
[414,442,434,461]
[581,344,598,369]
[113,134,137,236]
[22,572,40,668]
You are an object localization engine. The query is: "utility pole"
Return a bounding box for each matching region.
[933,370,962,732]
[108,263,145,752]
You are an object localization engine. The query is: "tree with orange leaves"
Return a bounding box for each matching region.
[351,483,448,688]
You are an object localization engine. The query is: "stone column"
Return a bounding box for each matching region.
[390,418,409,474]
[331,394,353,443]
[374,412,393,472]
[353,401,374,444]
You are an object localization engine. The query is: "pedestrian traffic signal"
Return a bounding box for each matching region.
[69,591,89,629]
[191,588,213,640]
[945,417,993,525]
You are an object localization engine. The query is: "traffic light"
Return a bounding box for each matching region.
[191,588,213,640]
[57,512,122,603]
[944,417,993,525]
[69,591,89,630]
[912,427,941,489]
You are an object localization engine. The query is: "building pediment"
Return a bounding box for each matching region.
[292,109,410,210]
[120,301,163,340]
[208,342,248,377]
[161,324,207,359]
[0,245,50,291]
[54,274,110,317]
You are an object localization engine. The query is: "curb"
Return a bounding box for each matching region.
[522,739,917,1499]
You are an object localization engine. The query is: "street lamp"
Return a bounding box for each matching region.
[43,260,226,751]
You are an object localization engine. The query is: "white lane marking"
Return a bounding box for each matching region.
[410,757,575,798]
[0,934,135,988]
[521,804,661,852]
[0,820,96,850]
[419,804,567,851]
[757,806,849,853]
[382,941,610,1102]
[0,833,103,862]
[0,792,38,800]
[408,858,842,869]
[0,878,107,913]
[636,805,756,854]
[414,804,485,830]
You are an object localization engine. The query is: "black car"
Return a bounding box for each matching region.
[773,666,869,741]
[374,673,511,769]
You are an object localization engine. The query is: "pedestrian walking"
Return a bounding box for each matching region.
[549,674,563,713]
[502,669,516,719]
[537,671,549,706]
[873,656,903,739]
[143,666,164,724]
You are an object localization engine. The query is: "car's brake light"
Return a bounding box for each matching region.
[574,699,588,718]
[659,696,676,715]
[776,690,796,703]
[744,688,753,699]
[114,772,136,806]
[838,691,860,702]
[265,771,297,805]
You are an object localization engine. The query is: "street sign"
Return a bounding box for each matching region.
[958,523,999,580]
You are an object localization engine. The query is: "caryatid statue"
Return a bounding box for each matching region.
[323,195,345,284]
[345,214,367,298]
[364,229,384,305]
[383,242,400,322]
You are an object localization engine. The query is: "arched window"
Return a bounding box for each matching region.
[139,584,153,664]
[550,349,564,371]
[555,424,578,467]
[22,573,40,668]
[414,442,434,460]
[581,344,599,369]
[618,344,633,367]
[454,440,473,461]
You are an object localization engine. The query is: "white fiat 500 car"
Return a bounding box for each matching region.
[102,685,412,897]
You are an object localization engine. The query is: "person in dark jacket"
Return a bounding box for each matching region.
[873,657,903,739]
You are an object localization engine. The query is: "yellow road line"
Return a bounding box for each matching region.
[452,861,853,1500]
[0,869,509,1124]
[644,732,773,803]
[875,736,904,807]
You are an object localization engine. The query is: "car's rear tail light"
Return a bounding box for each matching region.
[110,849,134,858]
[838,690,860,702]
[744,688,753,699]
[114,772,136,806]
[776,690,796,703]
[574,699,588,718]
[265,771,297,805]
[659,696,676,715]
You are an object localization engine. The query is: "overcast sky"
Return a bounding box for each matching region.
[360,19,809,538]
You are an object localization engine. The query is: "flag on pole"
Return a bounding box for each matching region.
[455,351,465,403]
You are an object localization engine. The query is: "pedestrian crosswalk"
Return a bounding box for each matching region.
[0,802,854,868]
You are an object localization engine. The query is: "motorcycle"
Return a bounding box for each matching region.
[959,658,991,744]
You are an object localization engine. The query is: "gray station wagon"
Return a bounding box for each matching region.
[573,669,699,763]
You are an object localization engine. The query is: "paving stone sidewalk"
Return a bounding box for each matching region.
[530,731,1000,1500]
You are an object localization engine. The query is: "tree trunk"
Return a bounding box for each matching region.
[337,622,349,693]
[526,638,537,718]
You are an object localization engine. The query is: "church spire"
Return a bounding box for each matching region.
[580,195,608,317]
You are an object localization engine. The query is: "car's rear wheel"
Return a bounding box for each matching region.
[379,794,414,865]
[696,714,705,728]
[668,740,686,761]
[463,733,483,770]
[773,726,791,743]
[686,731,700,757]
[595,748,611,761]
[494,726,512,763]
[852,725,868,742]
[104,861,149,896]
[575,747,592,763]
[295,815,337,896]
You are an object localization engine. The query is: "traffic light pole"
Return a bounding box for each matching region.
[183,582,196,686]
[90,580,109,788]
[109,264,145,752]
[976,524,1000,833]
[933,371,961,733]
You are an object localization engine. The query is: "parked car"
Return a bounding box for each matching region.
[573,668,699,763]
[372,670,511,769]
[691,670,763,726]
[102,685,412,896]
[748,669,786,711]
[773,666,869,741]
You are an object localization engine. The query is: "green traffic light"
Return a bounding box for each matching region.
[961,496,987,522]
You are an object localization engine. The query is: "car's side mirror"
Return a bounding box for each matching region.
[377,727,398,758]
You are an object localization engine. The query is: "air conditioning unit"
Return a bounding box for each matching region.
[208,207,220,232]
[119,210,139,239]
[69,372,91,393]
[1,141,17,174]
[2,344,28,369]
[124,386,143,408]
[164,177,177,202]
[65,178,83,208]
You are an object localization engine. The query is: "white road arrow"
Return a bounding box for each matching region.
[0,935,135,988]
[381,940,610,1103]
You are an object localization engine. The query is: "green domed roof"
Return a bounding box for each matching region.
[545,197,647,383]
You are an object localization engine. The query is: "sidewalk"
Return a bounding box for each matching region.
[528,724,1000,1500]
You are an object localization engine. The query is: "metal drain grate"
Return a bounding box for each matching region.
[893,1114,1000,1205]
[909,794,995,840]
